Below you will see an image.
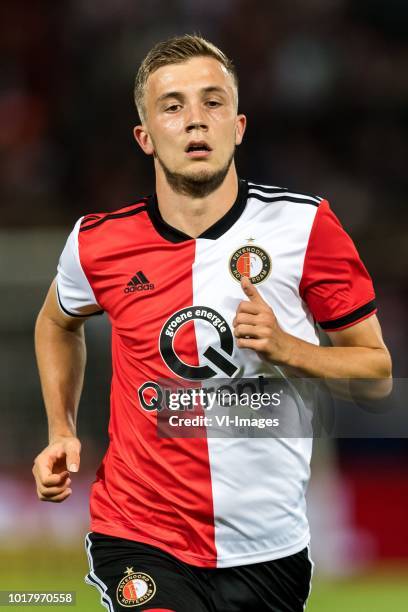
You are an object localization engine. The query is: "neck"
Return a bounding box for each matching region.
[155,163,239,238]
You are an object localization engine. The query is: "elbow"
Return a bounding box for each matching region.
[367,348,393,400]
[371,376,393,400]
[379,347,393,383]
[349,349,393,401]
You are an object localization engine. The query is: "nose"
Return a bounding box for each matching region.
[186,121,208,133]
[185,103,208,133]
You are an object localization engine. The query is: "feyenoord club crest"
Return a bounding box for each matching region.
[116,567,156,607]
[229,242,271,285]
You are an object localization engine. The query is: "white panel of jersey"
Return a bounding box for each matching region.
[192,193,317,565]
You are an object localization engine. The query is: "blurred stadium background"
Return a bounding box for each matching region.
[1,0,407,610]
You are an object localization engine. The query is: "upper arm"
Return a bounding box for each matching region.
[328,313,392,377]
[327,314,388,350]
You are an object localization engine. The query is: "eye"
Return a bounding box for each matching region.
[206,100,221,108]
[165,104,182,112]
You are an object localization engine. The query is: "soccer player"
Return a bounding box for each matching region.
[33,35,392,611]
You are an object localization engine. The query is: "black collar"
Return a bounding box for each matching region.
[147,179,248,243]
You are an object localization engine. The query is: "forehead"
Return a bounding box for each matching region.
[145,56,234,101]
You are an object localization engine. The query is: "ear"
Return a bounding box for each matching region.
[235,114,247,146]
[133,125,154,155]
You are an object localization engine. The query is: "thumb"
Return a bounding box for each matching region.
[65,440,81,473]
[241,276,266,304]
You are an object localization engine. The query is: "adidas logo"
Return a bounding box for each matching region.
[124,271,155,293]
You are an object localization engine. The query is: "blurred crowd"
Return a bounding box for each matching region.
[2,0,407,370]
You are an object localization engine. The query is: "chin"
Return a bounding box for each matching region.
[158,151,234,198]
[184,166,215,183]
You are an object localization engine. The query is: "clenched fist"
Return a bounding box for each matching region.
[32,435,81,503]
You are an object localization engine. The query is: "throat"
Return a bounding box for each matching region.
[164,201,223,238]
[153,156,241,239]
[154,173,241,240]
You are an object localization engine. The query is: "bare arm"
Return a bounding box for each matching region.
[286,314,391,379]
[32,279,97,502]
[234,277,392,396]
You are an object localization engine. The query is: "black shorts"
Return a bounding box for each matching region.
[85,532,313,612]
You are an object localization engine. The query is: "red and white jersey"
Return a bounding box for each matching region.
[56,179,376,568]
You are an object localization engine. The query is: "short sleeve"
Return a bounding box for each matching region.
[56,217,103,317]
[299,200,376,331]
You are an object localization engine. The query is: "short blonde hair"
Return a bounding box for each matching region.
[134,34,238,122]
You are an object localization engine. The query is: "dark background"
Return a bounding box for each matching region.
[2,0,407,364]
[1,0,407,589]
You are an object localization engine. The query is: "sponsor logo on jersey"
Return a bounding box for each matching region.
[159,306,238,380]
[124,271,155,293]
[116,567,156,607]
[229,244,271,285]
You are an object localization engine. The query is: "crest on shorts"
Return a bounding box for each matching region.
[116,567,156,607]
[229,242,271,285]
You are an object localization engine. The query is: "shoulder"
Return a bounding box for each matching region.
[79,197,149,233]
[247,181,324,208]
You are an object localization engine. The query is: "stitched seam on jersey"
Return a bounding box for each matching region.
[80,203,148,232]
[318,298,377,329]
[72,217,104,315]
[298,199,329,303]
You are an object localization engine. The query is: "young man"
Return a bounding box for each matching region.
[33,36,391,611]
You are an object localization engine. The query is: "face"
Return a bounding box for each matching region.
[134,56,246,196]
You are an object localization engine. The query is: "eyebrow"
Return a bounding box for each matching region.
[156,86,228,105]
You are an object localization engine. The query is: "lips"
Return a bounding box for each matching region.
[185,141,212,154]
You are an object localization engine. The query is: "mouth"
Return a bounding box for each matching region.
[185,141,212,158]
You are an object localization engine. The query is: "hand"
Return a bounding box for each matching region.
[233,276,295,365]
[32,435,81,503]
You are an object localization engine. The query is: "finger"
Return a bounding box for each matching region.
[39,470,70,487]
[39,488,72,503]
[241,276,267,305]
[236,337,265,351]
[234,324,264,339]
[233,313,257,327]
[65,440,81,473]
[236,301,260,316]
[37,479,72,498]
[33,455,68,485]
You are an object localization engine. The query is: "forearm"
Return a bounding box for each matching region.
[284,334,391,379]
[35,311,86,442]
